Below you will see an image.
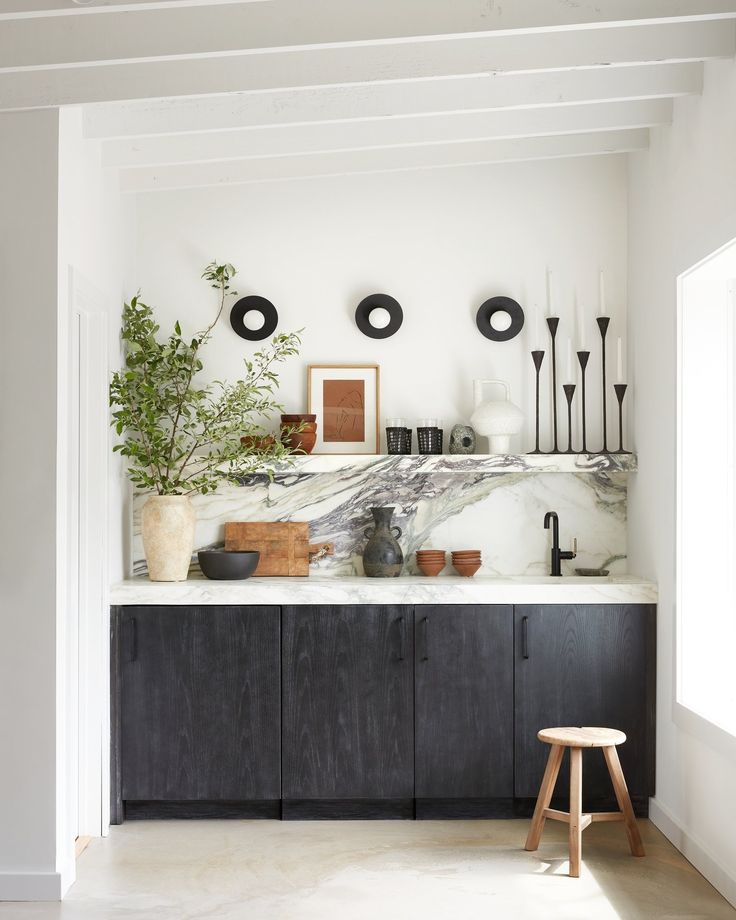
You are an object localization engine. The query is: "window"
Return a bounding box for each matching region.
[677,238,736,736]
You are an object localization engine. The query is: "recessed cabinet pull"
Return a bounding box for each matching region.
[397,616,405,661]
[522,615,529,659]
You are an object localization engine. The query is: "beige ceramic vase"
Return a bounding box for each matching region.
[141,495,196,582]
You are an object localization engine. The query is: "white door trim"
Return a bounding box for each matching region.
[68,267,110,839]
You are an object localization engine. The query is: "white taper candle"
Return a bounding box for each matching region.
[617,337,623,383]
[578,300,586,349]
[546,267,554,316]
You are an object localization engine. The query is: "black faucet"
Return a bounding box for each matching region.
[544,511,577,576]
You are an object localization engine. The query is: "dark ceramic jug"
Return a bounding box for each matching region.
[362,506,403,578]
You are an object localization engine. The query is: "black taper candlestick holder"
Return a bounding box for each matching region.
[596,316,611,452]
[563,384,576,453]
[529,350,545,454]
[577,351,590,454]
[546,317,560,453]
[613,383,631,454]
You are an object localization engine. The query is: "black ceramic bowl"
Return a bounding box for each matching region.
[198,550,260,580]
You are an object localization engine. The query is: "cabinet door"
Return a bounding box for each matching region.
[282,605,413,800]
[514,605,655,802]
[121,605,280,801]
[415,605,513,800]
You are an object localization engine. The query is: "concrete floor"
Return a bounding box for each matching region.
[1,819,734,919]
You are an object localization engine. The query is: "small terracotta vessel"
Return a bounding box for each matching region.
[453,560,482,577]
[417,560,445,577]
[240,434,277,450]
[280,413,317,454]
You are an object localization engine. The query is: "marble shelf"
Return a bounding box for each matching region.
[111,574,657,607]
[243,452,637,477]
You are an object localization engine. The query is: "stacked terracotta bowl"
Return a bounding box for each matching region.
[452,549,482,577]
[416,549,446,577]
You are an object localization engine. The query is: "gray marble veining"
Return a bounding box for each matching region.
[131,457,630,578]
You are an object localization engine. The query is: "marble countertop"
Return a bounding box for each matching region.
[111,575,657,606]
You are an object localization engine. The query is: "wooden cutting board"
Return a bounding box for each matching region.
[224,521,333,576]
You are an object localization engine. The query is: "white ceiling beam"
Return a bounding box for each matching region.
[0,0,237,16]
[2,21,731,111]
[2,0,736,65]
[84,62,702,139]
[1,1,266,14]
[119,128,649,192]
[103,98,671,167]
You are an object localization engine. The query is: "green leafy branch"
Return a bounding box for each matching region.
[109,261,302,495]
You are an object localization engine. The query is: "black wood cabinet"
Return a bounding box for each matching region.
[115,605,280,818]
[281,605,413,817]
[514,605,656,810]
[112,601,655,822]
[414,605,513,816]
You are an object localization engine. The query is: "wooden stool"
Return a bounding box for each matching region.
[524,726,645,877]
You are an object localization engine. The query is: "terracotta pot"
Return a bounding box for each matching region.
[453,560,481,577]
[281,414,316,423]
[417,560,445,577]
[141,495,195,582]
[280,413,317,455]
[240,434,276,450]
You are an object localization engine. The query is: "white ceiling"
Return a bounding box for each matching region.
[1,0,735,191]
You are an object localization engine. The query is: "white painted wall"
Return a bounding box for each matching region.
[0,109,66,900]
[0,106,134,903]
[132,156,628,454]
[627,57,736,907]
[58,107,137,588]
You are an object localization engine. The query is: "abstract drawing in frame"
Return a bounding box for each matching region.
[307,364,380,454]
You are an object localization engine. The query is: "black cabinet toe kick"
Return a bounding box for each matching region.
[120,797,649,822]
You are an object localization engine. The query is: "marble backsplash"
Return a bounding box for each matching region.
[131,455,629,577]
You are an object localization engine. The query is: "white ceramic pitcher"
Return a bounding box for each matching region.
[470,379,524,454]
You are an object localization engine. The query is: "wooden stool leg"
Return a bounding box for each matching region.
[525,744,564,852]
[568,747,583,877]
[603,745,645,857]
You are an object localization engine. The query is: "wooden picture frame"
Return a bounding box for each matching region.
[307,364,380,454]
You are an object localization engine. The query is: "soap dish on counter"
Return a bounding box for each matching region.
[575,567,610,577]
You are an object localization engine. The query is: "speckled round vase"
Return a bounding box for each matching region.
[362,506,404,578]
[449,424,476,454]
[141,495,196,582]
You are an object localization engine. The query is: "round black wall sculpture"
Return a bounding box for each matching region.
[355,293,403,339]
[476,296,525,342]
[230,295,279,341]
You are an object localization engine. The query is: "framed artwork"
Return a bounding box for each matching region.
[307,364,380,454]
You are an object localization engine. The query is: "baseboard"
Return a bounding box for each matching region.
[416,798,513,819]
[282,799,414,820]
[124,800,281,820]
[649,798,736,909]
[0,870,72,901]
